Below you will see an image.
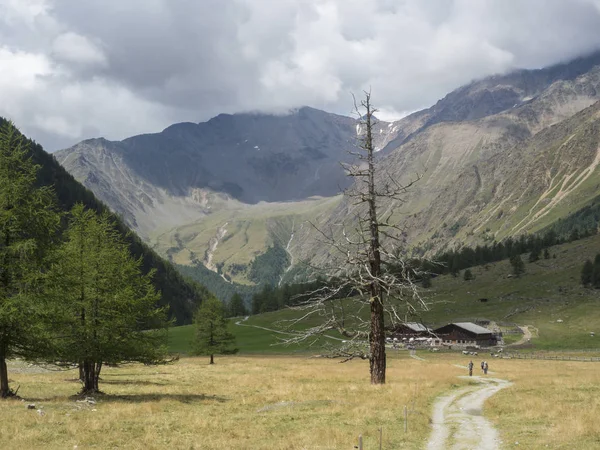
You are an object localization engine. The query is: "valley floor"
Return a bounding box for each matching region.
[2,353,599,449]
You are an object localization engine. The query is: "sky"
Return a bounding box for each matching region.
[2,0,600,151]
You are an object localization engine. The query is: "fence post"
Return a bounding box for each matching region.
[404,405,408,432]
[358,434,363,450]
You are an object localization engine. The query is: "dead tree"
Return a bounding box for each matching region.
[281,92,428,384]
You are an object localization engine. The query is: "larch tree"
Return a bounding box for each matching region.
[228,292,248,317]
[0,121,60,398]
[46,205,169,394]
[510,253,525,278]
[593,254,600,289]
[282,93,426,385]
[193,297,237,364]
[581,259,594,286]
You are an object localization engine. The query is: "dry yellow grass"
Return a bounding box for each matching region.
[486,357,600,449]
[1,354,460,450]
[2,354,599,449]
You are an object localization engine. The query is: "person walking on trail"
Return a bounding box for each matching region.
[483,361,489,375]
[468,360,474,376]
[481,361,485,371]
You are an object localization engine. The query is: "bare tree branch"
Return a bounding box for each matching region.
[280,92,432,384]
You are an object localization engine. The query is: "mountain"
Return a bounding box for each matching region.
[55,107,395,284]
[1,117,211,324]
[292,64,600,268]
[55,107,398,237]
[56,51,600,284]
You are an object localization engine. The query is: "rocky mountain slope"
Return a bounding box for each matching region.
[56,51,600,284]
[55,107,398,239]
[292,67,600,268]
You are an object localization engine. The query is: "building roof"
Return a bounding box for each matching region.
[452,322,491,335]
[404,322,430,332]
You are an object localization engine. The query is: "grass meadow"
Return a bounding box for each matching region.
[6,234,600,449]
[2,353,600,449]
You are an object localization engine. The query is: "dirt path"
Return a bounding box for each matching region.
[409,351,427,361]
[426,376,511,450]
[508,325,533,346]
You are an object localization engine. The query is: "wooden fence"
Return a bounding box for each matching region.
[501,353,600,362]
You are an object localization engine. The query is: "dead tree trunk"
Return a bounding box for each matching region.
[280,92,425,385]
[363,94,386,384]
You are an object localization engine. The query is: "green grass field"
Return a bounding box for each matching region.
[169,319,344,356]
[169,322,285,355]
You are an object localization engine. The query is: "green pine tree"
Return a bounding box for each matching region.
[46,205,169,394]
[193,297,238,364]
[581,259,594,286]
[543,248,550,259]
[463,269,474,281]
[528,246,541,263]
[228,293,248,317]
[450,255,460,277]
[510,254,525,278]
[0,121,60,398]
[593,254,600,289]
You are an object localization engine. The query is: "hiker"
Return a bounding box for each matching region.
[483,361,489,375]
[481,361,485,371]
[468,360,474,376]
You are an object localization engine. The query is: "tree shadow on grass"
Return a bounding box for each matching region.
[24,393,227,404]
[100,380,169,386]
[101,372,173,377]
[99,393,228,404]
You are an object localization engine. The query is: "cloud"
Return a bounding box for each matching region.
[1,0,600,150]
[51,32,107,66]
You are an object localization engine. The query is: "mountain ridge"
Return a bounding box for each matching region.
[55,51,600,285]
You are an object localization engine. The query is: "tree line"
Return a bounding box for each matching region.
[176,262,258,304]
[245,275,367,316]
[433,227,596,277]
[250,278,329,315]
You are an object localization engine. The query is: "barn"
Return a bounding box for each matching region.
[433,322,497,347]
[389,322,431,338]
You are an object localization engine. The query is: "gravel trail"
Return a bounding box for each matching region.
[426,376,511,450]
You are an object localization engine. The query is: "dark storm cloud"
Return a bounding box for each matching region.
[1,0,600,151]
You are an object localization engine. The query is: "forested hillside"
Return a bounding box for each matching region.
[175,262,258,304]
[1,117,211,324]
